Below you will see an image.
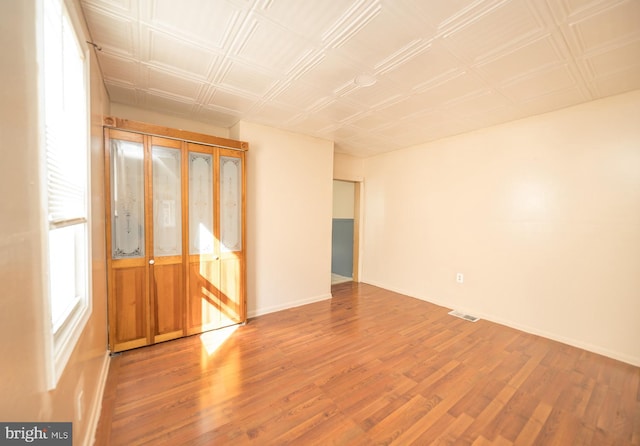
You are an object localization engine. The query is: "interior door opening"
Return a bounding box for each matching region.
[331,180,360,285]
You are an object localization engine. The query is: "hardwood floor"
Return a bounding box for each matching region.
[95,283,640,445]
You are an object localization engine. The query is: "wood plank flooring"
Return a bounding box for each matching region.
[95,283,640,445]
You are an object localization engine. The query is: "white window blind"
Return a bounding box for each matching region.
[44,0,87,227]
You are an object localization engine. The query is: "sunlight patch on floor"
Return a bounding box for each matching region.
[200,324,239,355]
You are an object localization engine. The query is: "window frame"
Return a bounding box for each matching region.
[38,0,93,390]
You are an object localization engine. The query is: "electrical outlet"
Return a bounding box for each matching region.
[456,273,464,283]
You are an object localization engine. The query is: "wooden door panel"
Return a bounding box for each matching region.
[112,265,148,352]
[220,256,244,326]
[218,148,245,328]
[106,130,149,352]
[153,262,184,342]
[187,259,221,334]
[106,124,246,352]
[150,139,185,344]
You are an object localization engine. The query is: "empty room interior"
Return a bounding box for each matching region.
[1,0,639,444]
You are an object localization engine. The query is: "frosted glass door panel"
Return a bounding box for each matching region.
[189,152,214,254]
[111,139,145,259]
[152,146,182,256]
[220,156,242,252]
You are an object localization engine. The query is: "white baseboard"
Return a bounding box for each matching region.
[472,311,640,367]
[83,352,110,446]
[248,293,332,319]
[360,279,640,367]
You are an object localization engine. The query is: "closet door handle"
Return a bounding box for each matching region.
[149,259,155,265]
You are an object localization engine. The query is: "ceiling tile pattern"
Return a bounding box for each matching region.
[81,0,640,156]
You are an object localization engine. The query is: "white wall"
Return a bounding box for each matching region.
[105,110,336,319]
[0,0,109,443]
[362,90,640,366]
[110,103,230,138]
[334,152,364,182]
[231,122,335,317]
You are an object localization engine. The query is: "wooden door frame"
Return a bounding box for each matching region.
[352,181,361,283]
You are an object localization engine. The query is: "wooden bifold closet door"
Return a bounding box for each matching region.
[104,119,247,353]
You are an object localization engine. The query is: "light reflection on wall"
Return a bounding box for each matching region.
[511,181,550,218]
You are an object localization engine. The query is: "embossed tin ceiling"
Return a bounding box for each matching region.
[81,0,640,156]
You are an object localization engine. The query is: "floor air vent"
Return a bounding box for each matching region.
[448,310,480,322]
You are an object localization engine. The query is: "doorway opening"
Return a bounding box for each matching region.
[331,180,360,285]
